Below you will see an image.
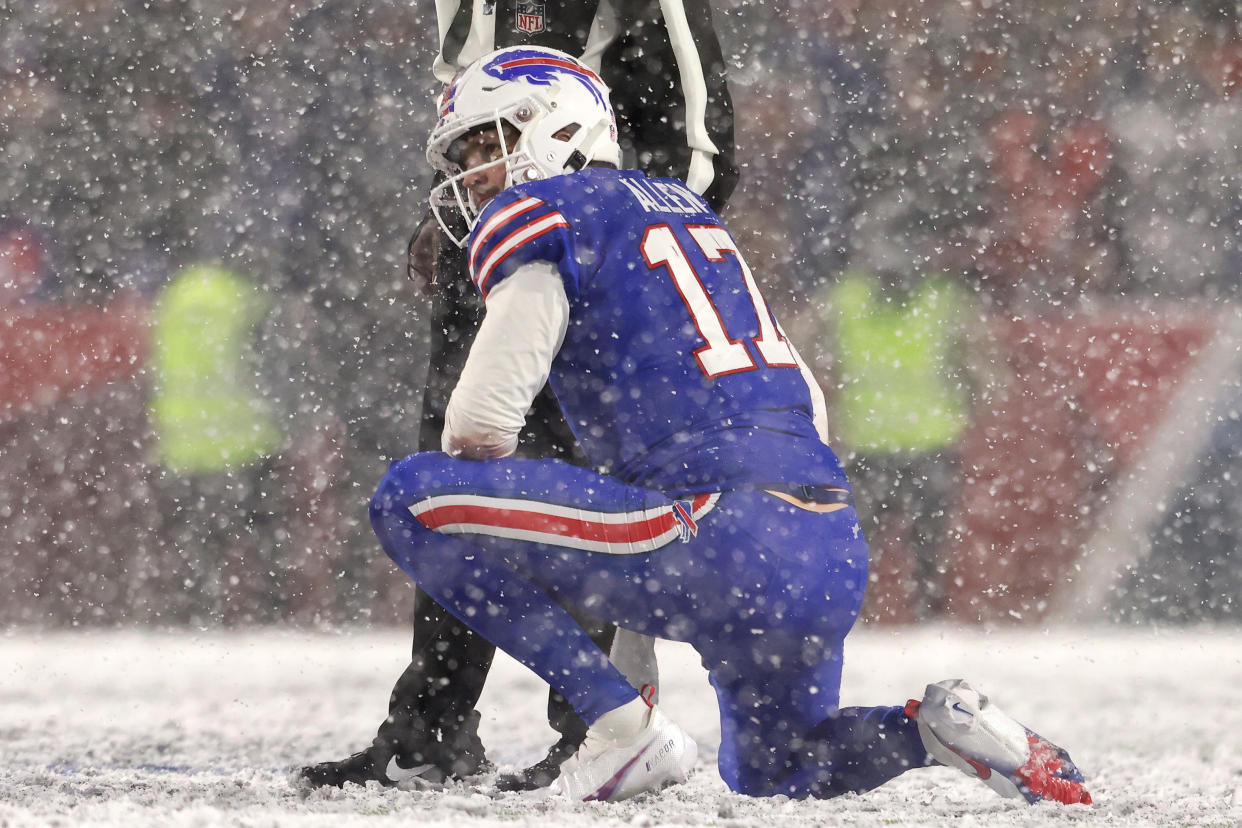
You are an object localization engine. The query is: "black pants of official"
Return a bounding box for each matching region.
[374,236,616,758]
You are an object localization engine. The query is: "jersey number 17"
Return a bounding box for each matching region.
[641,224,796,378]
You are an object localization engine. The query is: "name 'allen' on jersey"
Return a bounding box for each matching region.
[619,177,713,216]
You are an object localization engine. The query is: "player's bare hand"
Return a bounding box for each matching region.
[406,214,441,295]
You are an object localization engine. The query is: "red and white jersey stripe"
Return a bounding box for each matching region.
[409,492,720,554]
[468,196,570,296]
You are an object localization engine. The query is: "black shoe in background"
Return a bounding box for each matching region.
[298,713,490,789]
[298,744,444,789]
[494,731,584,792]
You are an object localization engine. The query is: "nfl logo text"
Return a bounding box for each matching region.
[515,0,545,33]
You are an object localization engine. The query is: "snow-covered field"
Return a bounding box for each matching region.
[2,624,1240,827]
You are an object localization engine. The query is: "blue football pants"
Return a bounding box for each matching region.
[370,452,930,797]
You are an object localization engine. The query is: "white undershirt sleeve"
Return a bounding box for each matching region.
[442,262,570,460]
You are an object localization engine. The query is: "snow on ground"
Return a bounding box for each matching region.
[2,624,1240,827]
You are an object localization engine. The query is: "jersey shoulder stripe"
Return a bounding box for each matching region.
[470,201,570,296]
[468,196,546,273]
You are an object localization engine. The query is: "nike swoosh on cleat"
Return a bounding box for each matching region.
[385,756,436,783]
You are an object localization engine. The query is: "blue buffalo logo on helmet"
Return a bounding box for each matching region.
[480,48,610,111]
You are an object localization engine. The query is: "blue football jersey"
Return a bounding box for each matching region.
[466,168,848,496]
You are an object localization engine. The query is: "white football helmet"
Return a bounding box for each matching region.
[427,46,622,246]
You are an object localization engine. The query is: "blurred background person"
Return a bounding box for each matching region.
[147,263,282,624]
[814,220,977,624]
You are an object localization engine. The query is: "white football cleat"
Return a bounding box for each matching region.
[552,697,697,802]
[907,679,1092,805]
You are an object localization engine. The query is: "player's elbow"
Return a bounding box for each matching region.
[442,424,518,460]
[443,388,524,460]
